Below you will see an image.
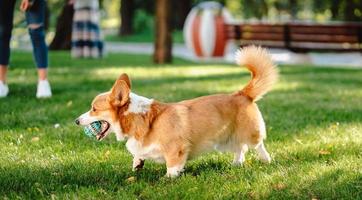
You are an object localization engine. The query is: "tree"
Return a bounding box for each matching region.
[289,0,297,20]
[119,0,134,35]
[45,2,50,30]
[171,0,192,29]
[313,0,362,21]
[153,0,172,64]
[330,0,341,20]
[344,0,362,21]
[242,0,268,19]
[49,1,74,50]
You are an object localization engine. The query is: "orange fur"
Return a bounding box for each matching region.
[235,45,278,101]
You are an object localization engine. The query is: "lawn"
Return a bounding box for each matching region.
[0,51,361,199]
[105,30,184,43]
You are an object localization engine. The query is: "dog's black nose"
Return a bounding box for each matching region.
[75,119,80,125]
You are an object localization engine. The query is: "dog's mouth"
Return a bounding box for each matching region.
[96,120,111,141]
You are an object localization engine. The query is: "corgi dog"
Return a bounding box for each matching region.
[75,46,278,177]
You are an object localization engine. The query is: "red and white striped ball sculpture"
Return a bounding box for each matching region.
[183,2,232,58]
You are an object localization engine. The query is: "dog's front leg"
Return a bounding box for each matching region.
[132,157,145,171]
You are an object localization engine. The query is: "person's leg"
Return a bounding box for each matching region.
[0,66,9,98]
[37,68,47,80]
[0,67,8,83]
[25,0,51,97]
[26,0,48,76]
[0,0,16,97]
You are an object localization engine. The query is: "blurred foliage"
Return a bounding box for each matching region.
[10,0,362,37]
[105,30,184,43]
[102,0,120,28]
[133,10,154,34]
[195,0,362,22]
[234,0,362,21]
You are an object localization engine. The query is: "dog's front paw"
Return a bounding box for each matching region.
[165,166,184,178]
[232,154,246,166]
[165,172,180,178]
[132,158,145,171]
[261,155,272,164]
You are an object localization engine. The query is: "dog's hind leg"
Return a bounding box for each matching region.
[255,142,271,163]
[164,147,188,178]
[233,144,249,165]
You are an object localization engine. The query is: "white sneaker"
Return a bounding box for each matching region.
[0,81,9,98]
[36,80,52,98]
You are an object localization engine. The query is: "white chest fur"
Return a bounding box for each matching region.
[126,137,165,163]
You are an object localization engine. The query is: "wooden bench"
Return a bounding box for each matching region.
[226,23,362,52]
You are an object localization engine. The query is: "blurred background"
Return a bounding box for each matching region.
[9,0,362,66]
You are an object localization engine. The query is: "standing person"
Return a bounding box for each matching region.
[0,0,52,98]
[70,0,103,58]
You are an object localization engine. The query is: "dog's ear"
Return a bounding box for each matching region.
[119,73,131,89]
[108,74,131,107]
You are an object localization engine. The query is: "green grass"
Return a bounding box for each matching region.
[105,30,184,43]
[0,51,361,199]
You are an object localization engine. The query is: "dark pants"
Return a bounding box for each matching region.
[0,0,48,68]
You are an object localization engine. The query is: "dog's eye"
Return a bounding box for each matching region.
[92,107,97,112]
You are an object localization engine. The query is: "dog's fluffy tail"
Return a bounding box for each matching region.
[235,46,278,102]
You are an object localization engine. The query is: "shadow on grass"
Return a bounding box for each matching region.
[0,164,127,196]
[266,168,362,199]
[0,142,359,198]
[2,67,362,136]
[11,51,213,69]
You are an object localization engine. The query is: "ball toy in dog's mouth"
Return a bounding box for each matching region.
[84,120,110,140]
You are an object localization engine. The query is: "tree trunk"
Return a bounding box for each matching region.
[344,0,358,21]
[44,1,50,31]
[154,0,172,64]
[119,0,134,35]
[49,2,74,50]
[172,0,191,29]
[289,0,297,20]
[330,0,340,20]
